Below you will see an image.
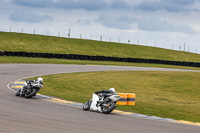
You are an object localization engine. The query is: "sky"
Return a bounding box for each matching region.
[1,0,200,54]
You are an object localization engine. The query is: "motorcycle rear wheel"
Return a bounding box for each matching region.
[102,101,115,114]
[25,89,37,98]
[83,100,92,110]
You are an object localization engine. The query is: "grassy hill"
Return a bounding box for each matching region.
[1,31,200,62]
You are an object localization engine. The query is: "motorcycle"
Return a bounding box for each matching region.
[83,93,121,114]
[15,80,43,98]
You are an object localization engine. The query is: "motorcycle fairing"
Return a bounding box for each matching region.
[90,93,101,112]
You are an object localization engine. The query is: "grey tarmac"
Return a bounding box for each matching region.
[0,64,199,133]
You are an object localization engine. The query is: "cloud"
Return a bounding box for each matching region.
[137,17,195,34]
[10,0,200,13]
[134,0,199,13]
[12,0,53,8]
[9,10,54,23]
[53,0,76,9]
[96,14,137,30]
[77,0,108,11]
[165,0,196,5]
[134,1,162,12]
[12,0,108,11]
[76,19,91,25]
[42,14,54,21]
[54,0,108,11]
[12,0,132,11]
[109,0,131,9]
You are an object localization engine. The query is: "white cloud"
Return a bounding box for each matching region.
[12,0,109,11]
[109,0,131,9]
[96,14,137,30]
[9,10,54,23]
[134,0,199,13]
[12,0,53,8]
[137,17,195,34]
[1,0,200,53]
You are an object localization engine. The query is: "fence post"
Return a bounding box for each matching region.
[68,29,70,38]
[184,43,186,51]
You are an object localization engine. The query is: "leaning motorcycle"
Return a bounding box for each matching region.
[15,80,43,98]
[83,93,121,114]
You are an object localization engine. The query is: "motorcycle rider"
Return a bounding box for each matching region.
[95,88,117,105]
[95,88,117,95]
[16,77,43,96]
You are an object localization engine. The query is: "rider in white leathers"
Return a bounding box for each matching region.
[94,88,117,105]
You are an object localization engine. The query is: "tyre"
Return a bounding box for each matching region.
[83,100,92,110]
[25,89,37,98]
[102,101,116,114]
[15,90,20,96]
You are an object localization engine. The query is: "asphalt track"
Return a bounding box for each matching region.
[0,64,200,133]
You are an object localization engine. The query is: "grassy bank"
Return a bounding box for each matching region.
[28,71,200,122]
[1,32,200,62]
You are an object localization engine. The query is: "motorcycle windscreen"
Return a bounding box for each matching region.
[109,95,121,102]
[90,93,101,111]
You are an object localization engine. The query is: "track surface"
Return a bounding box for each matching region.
[0,64,199,133]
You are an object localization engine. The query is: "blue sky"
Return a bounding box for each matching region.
[1,0,200,53]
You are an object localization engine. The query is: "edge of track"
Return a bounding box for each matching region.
[8,79,200,127]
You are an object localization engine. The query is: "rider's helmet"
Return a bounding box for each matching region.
[109,88,116,93]
[36,77,43,85]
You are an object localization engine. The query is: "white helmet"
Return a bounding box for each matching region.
[37,77,43,84]
[109,88,115,92]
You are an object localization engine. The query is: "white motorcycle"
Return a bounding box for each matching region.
[83,93,121,114]
[15,78,43,98]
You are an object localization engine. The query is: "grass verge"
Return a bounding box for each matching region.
[27,71,200,122]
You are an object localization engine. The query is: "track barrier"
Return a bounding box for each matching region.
[117,93,127,105]
[127,93,136,105]
[1,51,200,68]
[117,93,136,105]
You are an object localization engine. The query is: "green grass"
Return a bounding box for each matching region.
[1,32,200,62]
[29,71,200,122]
[1,56,200,70]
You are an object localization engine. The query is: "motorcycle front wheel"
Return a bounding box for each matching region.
[15,90,20,96]
[102,101,116,114]
[83,100,92,110]
[25,89,37,98]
